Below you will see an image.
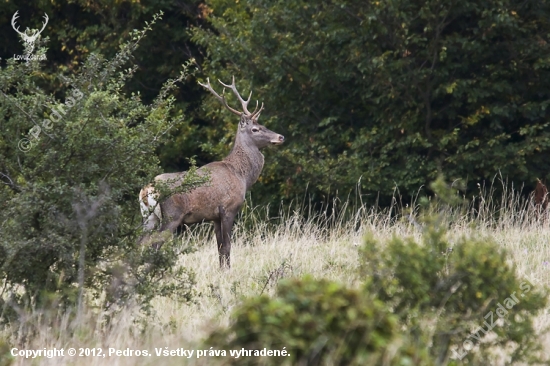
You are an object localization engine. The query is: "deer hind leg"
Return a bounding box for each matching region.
[139,186,176,248]
[214,206,236,269]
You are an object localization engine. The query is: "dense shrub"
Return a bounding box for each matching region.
[0,14,203,320]
[207,276,431,365]
[362,231,547,364]
[361,179,548,364]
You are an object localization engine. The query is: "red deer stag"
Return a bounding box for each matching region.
[139,77,284,268]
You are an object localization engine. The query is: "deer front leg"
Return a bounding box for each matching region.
[214,206,236,269]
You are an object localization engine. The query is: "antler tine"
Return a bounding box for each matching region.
[198,78,241,116]
[218,76,254,116]
[251,102,264,120]
[250,100,259,115]
[11,11,24,36]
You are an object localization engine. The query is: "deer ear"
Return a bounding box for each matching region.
[239,115,248,130]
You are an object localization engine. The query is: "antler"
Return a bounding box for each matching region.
[199,77,264,119]
[11,11,25,37]
[251,101,264,119]
[218,76,256,115]
[39,13,49,34]
[198,78,241,116]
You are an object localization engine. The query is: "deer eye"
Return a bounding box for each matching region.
[251,127,260,133]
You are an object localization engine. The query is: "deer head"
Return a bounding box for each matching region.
[199,77,284,149]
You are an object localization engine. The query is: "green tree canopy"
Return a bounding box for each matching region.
[193,0,550,205]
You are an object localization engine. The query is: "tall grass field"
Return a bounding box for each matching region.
[2,180,550,365]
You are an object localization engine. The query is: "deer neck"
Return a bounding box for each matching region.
[224,134,264,189]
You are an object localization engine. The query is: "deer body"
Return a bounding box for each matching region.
[139,78,284,268]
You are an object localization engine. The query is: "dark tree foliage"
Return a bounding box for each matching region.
[5,0,547,208]
[0,0,207,170]
[192,0,550,206]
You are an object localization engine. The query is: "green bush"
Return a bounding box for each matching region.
[207,276,431,365]
[361,179,548,364]
[362,234,547,364]
[0,13,203,321]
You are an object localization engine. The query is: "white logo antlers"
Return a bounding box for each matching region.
[11,11,49,55]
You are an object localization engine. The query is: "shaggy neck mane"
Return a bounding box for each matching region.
[224,133,264,189]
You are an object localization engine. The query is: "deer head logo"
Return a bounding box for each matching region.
[11,11,49,55]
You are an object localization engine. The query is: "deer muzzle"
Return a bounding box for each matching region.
[271,134,285,145]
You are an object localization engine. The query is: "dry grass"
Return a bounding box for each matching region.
[3,181,550,365]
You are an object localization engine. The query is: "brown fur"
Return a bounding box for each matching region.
[139,78,284,268]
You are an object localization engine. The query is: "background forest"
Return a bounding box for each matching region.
[2,0,550,365]
[2,0,550,206]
